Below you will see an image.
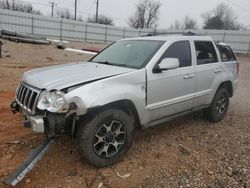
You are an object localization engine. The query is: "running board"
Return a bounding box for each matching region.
[2,139,53,187]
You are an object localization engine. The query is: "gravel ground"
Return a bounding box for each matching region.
[0,40,249,188]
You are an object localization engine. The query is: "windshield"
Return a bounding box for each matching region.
[90,40,164,69]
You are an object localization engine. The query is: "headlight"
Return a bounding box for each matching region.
[37,90,68,113]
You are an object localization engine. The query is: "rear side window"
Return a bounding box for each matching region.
[216,45,237,62]
[195,41,218,65]
[160,41,191,67]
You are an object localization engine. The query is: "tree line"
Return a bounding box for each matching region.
[0,0,247,30]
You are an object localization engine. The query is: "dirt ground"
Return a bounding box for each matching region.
[0,40,249,188]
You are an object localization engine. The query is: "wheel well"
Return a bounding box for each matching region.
[218,81,233,97]
[86,100,142,130]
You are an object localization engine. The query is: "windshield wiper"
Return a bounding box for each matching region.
[92,61,130,68]
[93,61,114,65]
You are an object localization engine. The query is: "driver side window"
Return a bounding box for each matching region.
[159,41,192,68]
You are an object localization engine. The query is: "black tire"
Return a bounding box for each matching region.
[205,88,230,123]
[77,108,135,167]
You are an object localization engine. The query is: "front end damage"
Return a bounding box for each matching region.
[4,84,77,186]
[11,83,77,138]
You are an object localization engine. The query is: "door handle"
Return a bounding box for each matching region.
[214,69,222,73]
[184,74,194,79]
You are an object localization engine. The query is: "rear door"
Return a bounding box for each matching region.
[193,41,223,107]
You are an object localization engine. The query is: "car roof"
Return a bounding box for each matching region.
[119,34,213,42]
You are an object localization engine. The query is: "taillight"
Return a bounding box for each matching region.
[236,62,240,77]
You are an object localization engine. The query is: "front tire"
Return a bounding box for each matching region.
[77,108,134,167]
[205,88,230,123]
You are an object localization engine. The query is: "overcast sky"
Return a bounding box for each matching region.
[27,0,250,29]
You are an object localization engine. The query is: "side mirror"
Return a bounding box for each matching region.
[153,58,180,73]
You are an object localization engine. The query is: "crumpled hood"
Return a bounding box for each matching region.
[22,62,134,90]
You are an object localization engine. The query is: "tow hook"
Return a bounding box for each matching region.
[2,139,53,187]
[10,101,19,114]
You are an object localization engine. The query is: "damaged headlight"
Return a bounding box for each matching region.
[37,90,68,113]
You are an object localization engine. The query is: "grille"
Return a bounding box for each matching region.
[15,83,40,114]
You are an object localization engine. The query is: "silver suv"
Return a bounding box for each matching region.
[11,35,239,167]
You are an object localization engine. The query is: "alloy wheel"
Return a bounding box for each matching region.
[93,120,126,158]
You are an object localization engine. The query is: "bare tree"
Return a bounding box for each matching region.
[182,16,197,29]
[169,20,181,29]
[169,17,197,30]
[87,15,114,26]
[128,0,161,29]
[56,8,74,20]
[202,3,244,30]
[0,0,41,14]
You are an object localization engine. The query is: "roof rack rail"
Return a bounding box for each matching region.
[144,31,205,37]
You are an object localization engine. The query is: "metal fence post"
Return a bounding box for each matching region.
[60,19,62,41]
[104,25,108,43]
[0,40,2,58]
[123,28,125,38]
[247,40,250,54]
[85,24,88,42]
[222,31,226,42]
[31,17,34,35]
[205,30,208,35]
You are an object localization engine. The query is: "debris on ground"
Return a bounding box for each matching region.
[0,30,50,45]
[97,182,103,188]
[57,41,65,49]
[82,47,101,53]
[68,169,77,177]
[116,171,131,179]
[25,178,31,184]
[7,140,20,145]
[179,144,192,155]
[64,48,97,55]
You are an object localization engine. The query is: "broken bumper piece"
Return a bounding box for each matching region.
[2,139,53,187]
[28,116,45,133]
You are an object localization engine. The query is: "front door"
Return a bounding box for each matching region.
[146,40,195,122]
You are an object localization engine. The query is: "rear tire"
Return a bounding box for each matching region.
[205,88,230,123]
[77,108,134,167]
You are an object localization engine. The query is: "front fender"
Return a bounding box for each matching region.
[64,69,148,124]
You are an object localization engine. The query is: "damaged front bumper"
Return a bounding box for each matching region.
[11,100,71,138]
[11,100,45,133]
[27,116,44,133]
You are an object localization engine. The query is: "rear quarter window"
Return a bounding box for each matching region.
[216,45,237,62]
[194,41,218,65]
